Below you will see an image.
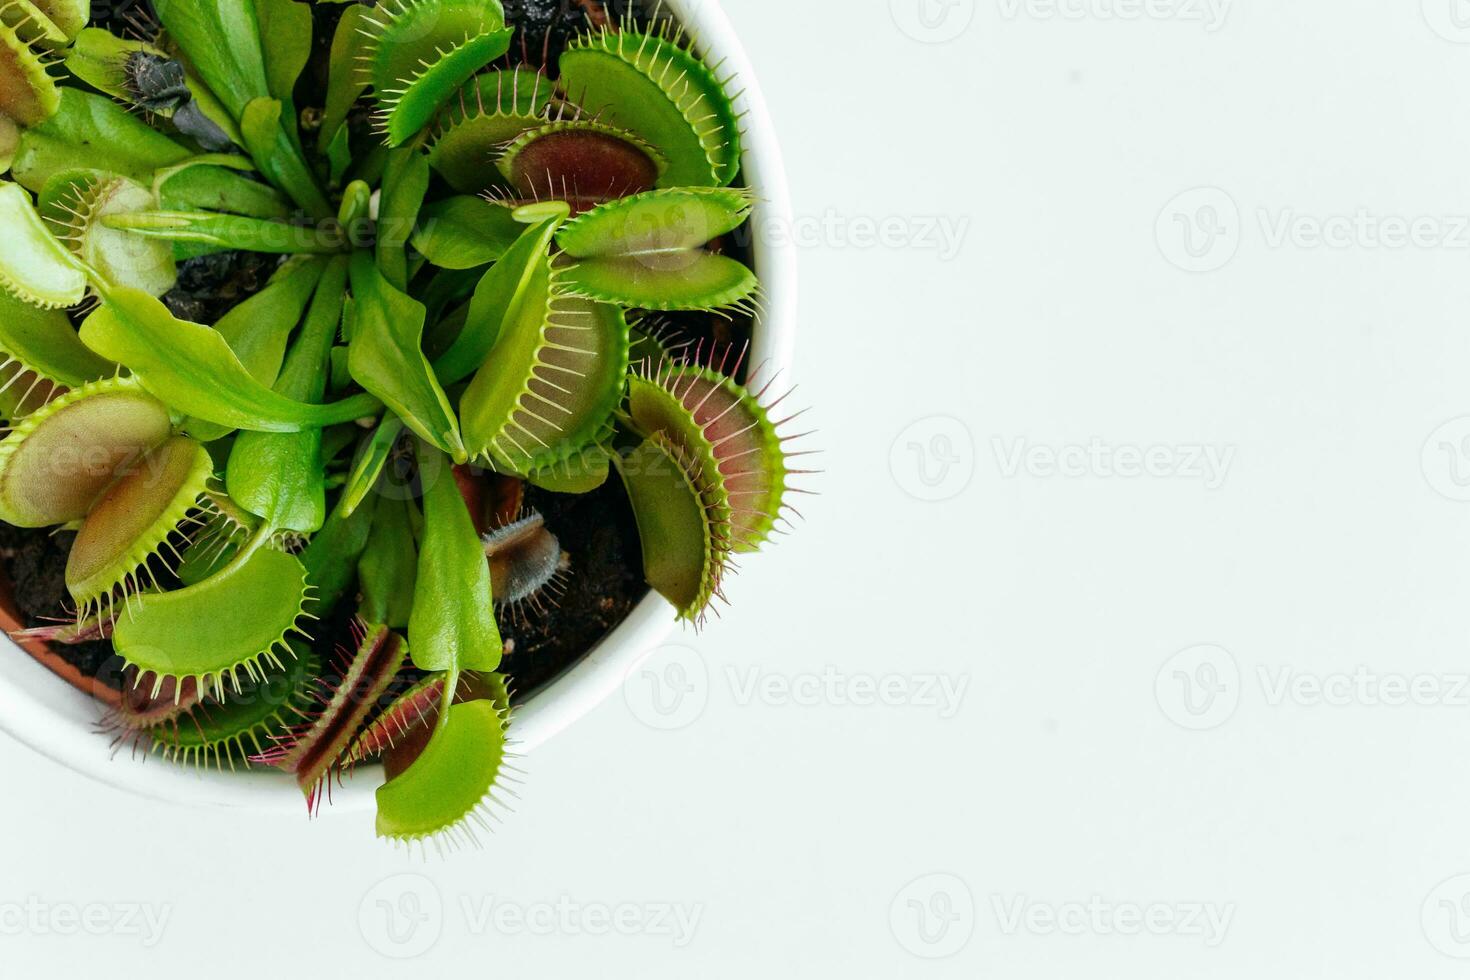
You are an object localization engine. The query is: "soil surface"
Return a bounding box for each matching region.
[162,251,281,325]
[0,526,117,679]
[504,479,646,695]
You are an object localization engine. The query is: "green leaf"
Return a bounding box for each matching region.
[238,97,333,219]
[176,526,247,589]
[337,178,371,227]
[0,377,173,528]
[0,181,85,309]
[187,256,324,443]
[270,260,346,406]
[426,68,553,194]
[65,29,245,150]
[559,28,743,188]
[219,258,323,379]
[26,0,86,40]
[65,29,164,104]
[102,209,349,254]
[458,256,631,474]
[359,494,417,630]
[112,542,310,698]
[342,415,405,518]
[410,196,521,271]
[348,670,510,772]
[432,215,558,385]
[0,19,59,126]
[255,0,313,106]
[563,252,758,313]
[79,284,381,433]
[144,647,318,769]
[376,148,429,291]
[407,443,501,673]
[325,124,352,187]
[347,251,466,462]
[0,289,113,388]
[376,700,508,843]
[630,365,792,552]
[319,3,369,155]
[225,256,349,534]
[152,0,271,119]
[44,175,178,299]
[66,436,214,611]
[0,116,16,175]
[12,90,191,193]
[557,187,754,257]
[302,490,377,617]
[2,2,67,45]
[615,433,732,623]
[527,446,611,494]
[361,0,512,146]
[156,161,290,219]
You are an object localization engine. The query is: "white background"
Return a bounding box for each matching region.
[9,0,1470,975]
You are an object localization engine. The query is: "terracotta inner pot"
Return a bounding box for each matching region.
[0,571,120,708]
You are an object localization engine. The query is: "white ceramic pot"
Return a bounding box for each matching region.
[0,0,796,812]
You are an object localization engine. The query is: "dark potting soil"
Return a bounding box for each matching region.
[503,478,646,695]
[0,525,117,678]
[162,250,282,325]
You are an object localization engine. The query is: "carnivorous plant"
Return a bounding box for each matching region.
[0,0,806,850]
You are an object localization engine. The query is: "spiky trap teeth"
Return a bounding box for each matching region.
[111,541,314,701]
[253,622,409,814]
[359,0,514,146]
[0,377,173,529]
[636,353,808,552]
[457,214,632,474]
[346,671,511,778]
[617,430,732,625]
[65,435,213,616]
[554,188,760,313]
[0,181,85,309]
[0,13,61,126]
[498,119,667,207]
[375,699,518,851]
[0,288,111,423]
[111,669,203,732]
[483,509,570,619]
[42,173,177,297]
[427,67,552,194]
[615,345,814,620]
[559,20,744,188]
[116,652,321,770]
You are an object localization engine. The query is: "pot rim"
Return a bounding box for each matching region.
[0,0,797,814]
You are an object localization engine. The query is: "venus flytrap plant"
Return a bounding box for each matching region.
[0,0,806,850]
